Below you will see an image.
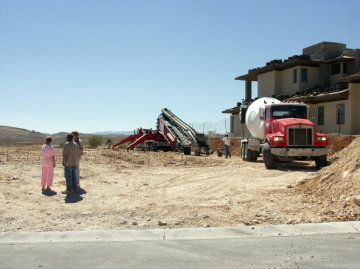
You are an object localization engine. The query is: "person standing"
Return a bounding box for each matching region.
[62,134,81,194]
[222,134,231,158]
[71,131,83,190]
[41,136,56,192]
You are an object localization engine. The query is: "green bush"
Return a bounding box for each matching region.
[105,138,112,149]
[88,136,103,149]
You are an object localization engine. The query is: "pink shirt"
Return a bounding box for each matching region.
[41,144,56,166]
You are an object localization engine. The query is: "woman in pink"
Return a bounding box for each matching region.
[41,137,56,192]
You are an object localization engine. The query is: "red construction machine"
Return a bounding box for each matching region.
[112,128,173,152]
[112,108,210,155]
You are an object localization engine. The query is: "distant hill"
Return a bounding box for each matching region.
[0,126,47,145]
[0,126,127,146]
[94,131,134,135]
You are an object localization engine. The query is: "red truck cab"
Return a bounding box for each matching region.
[262,103,328,168]
[264,104,328,148]
[241,101,329,169]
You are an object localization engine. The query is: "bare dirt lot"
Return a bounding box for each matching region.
[1,136,360,232]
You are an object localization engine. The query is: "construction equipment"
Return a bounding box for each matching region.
[111,128,172,152]
[112,108,210,155]
[240,97,329,169]
[158,108,210,155]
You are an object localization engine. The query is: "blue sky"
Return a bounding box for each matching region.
[1,0,359,134]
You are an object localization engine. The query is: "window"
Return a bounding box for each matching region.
[265,108,271,119]
[318,106,324,126]
[272,105,307,119]
[301,69,307,83]
[293,69,297,83]
[337,104,345,125]
[331,63,340,75]
[240,107,246,123]
[343,62,348,74]
[230,116,234,132]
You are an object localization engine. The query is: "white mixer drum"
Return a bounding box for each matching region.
[245,97,281,140]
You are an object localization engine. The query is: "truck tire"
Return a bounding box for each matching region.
[241,144,246,160]
[183,147,191,155]
[243,144,253,162]
[251,151,259,162]
[315,155,327,169]
[263,143,276,169]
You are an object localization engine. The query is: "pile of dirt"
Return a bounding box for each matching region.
[294,136,360,222]
[327,133,357,156]
[209,137,241,156]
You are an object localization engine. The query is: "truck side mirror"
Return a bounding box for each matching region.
[259,108,264,121]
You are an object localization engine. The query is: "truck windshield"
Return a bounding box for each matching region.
[272,105,307,119]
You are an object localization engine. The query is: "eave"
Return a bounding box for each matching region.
[285,89,349,104]
[340,72,360,83]
[235,58,321,81]
[222,106,240,114]
[325,56,355,64]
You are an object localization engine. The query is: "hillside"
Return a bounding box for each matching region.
[0,126,127,146]
[0,126,47,145]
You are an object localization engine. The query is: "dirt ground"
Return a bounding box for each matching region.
[1,135,360,232]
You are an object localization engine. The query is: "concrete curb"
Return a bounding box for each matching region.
[1,221,359,244]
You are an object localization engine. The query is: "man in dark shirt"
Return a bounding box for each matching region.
[62,134,81,194]
[72,131,83,190]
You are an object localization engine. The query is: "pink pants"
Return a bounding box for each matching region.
[41,164,54,187]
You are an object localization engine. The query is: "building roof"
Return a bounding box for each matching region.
[235,57,320,81]
[222,106,240,114]
[285,89,349,104]
[324,56,355,64]
[340,72,360,83]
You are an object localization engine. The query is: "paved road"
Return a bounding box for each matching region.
[1,222,359,269]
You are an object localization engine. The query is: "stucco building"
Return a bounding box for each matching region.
[224,41,360,136]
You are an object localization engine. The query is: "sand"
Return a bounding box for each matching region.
[1,136,359,232]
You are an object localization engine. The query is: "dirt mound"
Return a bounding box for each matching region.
[294,136,360,222]
[209,137,241,156]
[327,133,357,156]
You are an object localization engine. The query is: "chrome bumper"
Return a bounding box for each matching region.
[271,147,328,157]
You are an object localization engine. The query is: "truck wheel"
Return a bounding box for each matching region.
[241,144,246,160]
[315,155,327,169]
[244,144,253,162]
[263,143,276,169]
[251,151,259,162]
[183,147,191,155]
[147,143,155,151]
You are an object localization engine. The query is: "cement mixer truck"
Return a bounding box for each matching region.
[240,97,328,169]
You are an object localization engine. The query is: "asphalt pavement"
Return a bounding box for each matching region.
[1,221,359,269]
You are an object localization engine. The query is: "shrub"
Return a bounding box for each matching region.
[88,136,103,149]
[105,138,112,149]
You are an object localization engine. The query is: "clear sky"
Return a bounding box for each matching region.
[1,0,359,134]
